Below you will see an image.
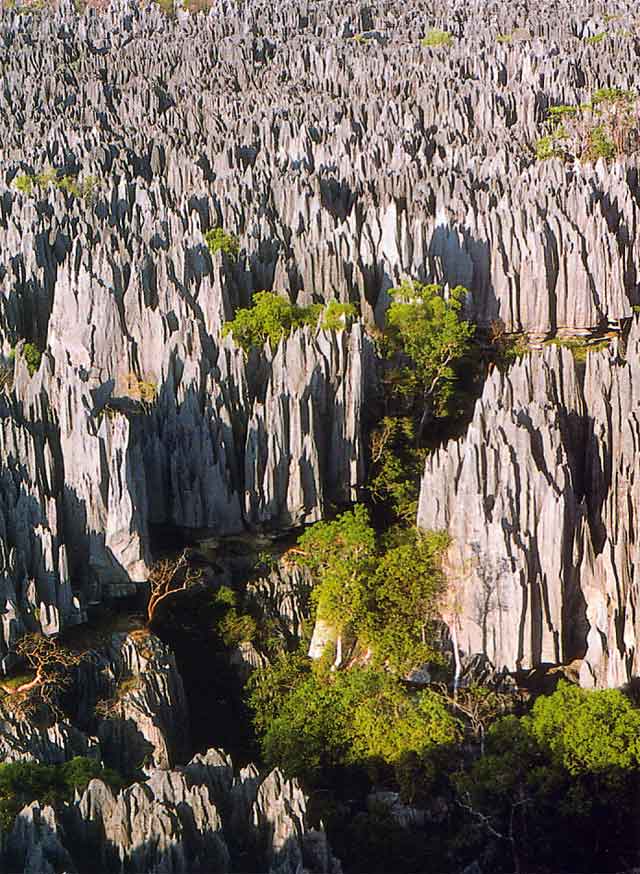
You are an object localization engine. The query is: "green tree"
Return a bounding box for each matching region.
[367,416,425,524]
[261,671,352,782]
[247,650,311,736]
[347,670,460,765]
[455,683,640,872]
[222,291,321,352]
[205,227,240,260]
[385,281,474,434]
[320,301,357,330]
[0,758,123,830]
[296,505,377,638]
[365,529,449,673]
[527,681,640,777]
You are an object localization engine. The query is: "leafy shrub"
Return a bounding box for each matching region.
[320,301,357,331]
[209,585,258,648]
[223,293,358,352]
[528,681,640,775]
[367,416,425,523]
[0,757,123,830]
[254,663,460,785]
[13,169,98,203]
[119,372,157,406]
[295,506,447,673]
[222,292,319,351]
[488,319,530,368]
[536,88,639,162]
[421,29,453,48]
[385,280,475,425]
[545,336,610,363]
[454,682,640,872]
[23,343,42,375]
[9,343,42,376]
[205,227,240,260]
[363,528,449,673]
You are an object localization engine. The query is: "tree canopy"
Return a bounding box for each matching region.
[385,281,474,426]
[222,292,357,352]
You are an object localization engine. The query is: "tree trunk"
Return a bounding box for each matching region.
[332,633,343,670]
[451,620,462,701]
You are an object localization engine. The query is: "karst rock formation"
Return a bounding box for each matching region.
[3,0,640,865]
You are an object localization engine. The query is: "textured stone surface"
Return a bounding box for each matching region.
[0,0,640,685]
[418,325,640,688]
[0,632,341,873]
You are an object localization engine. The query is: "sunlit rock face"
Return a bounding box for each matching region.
[418,322,640,688]
[2,0,640,679]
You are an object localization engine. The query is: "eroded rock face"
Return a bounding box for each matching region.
[578,324,640,688]
[418,323,640,687]
[0,632,341,873]
[419,346,585,673]
[1,0,640,664]
[6,755,340,874]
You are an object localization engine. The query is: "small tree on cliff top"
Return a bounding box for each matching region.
[385,281,475,433]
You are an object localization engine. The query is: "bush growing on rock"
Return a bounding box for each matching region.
[454,682,640,872]
[421,29,453,47]
[295,507,447,674]
[384,280,474,433]
[253,661,460,785]
[0,757,123,830]
[223,292,357,352]
[204,227,240,260]
[13,168,98,203]
[535,88,639,162]
[9,342,42,376]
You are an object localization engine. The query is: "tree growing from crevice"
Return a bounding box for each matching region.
[384,281,475,439]
[1,633,84,718]
[146,551,203,625]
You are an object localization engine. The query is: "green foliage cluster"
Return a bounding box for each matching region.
[584,31,606,44]
[204,227,240,260]
[13,169,98,203]
[0,757,123,830]
[421,29,453,48]
[9,343,42,376]
[250,657,460,786]
[545,336,610,363]
[222,292,357,352]
[367,416,425,523]
[295,506,447,674]
[535,88,638,163]
[384,281,475,422]
[210,585,257,648]
[455,682,640,871]
[487,320,530,368]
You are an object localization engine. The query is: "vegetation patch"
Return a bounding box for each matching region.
[0,758,123,831]
[205,227,240,260]
[545,336,611,363]
[421,29,453,48]
[13,168,98,204]
[535,88,639,162]
[222,292,357,352]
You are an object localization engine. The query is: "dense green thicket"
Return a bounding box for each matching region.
[294,506,447,674]
[204,227,240,259]
[384,281,475,427]
[0,757,123,830]
[250,657,459,787]
[535,88,639,162]
[13,168,98,203]
[455,682,640,872]
[222,291,357,352]
[10,342,42,376]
